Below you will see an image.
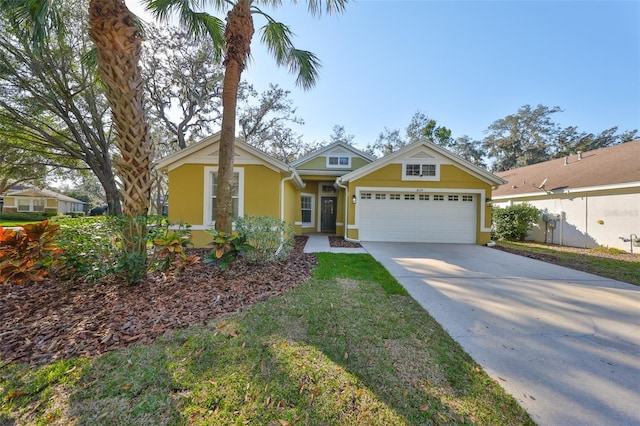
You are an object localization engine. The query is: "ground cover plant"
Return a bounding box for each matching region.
[495,241,640,285]
[0,244,533,425]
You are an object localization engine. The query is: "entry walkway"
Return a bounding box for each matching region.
[302,234,367,254]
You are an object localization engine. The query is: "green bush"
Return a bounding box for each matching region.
[54,216,120,282]
[492,203,540,241]
[0,211,57,221]
[235,215,294,263]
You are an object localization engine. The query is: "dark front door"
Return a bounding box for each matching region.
[321,197,337,232]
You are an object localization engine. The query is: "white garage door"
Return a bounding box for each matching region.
[358,191,476,243]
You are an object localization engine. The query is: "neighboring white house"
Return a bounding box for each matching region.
[1,186,87,215]
[492,140,640,252]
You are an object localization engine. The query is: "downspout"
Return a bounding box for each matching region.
[335,177,353,241]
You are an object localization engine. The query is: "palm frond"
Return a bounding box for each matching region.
[287,48,321,90]
[143,0,226,60]
[259,18,295,67]
[0,0,62,46]
[305,0,348,17]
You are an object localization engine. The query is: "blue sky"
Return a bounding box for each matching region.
[132,1,640,150]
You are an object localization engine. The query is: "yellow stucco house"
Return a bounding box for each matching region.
[155,132,505,247]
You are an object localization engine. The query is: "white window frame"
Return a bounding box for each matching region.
[402,162,440,181]
[300,193,315,228]
[16,197,46,212]
[203,167,244,227]
[326,155,351,168]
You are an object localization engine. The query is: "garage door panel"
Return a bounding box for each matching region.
[358,192,476,243]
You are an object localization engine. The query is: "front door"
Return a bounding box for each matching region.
[321,197,337,232]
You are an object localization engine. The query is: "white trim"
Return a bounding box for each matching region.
[300,193,315,228]
[353,186,490,233]
[290,141,375,167]
[296,170,347,176]
[203,166,245,227]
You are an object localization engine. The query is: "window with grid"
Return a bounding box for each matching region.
[462,195,473,202]
[419,194,429,201]
[448,195,459,201]
[421,164,436,176]
[433,194,444,201]
[375,193,386,200]
[211,172,239,222]
[328,156,350,167]
[390,194,401,200]
[404,194,415,200]
[405,164,421,176]
[301,196,312,224]
[361,193,372,199]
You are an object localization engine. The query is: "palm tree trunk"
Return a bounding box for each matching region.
[88,0,152,257]
[216,0,254,233]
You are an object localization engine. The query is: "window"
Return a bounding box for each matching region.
[360,193,372,200]
[405,164,421,176]
[403,162,439,181]
[208,167,244,225]
[33,199,45,212]
[375,193,386,200]
[422,164,436,176]
[404,194,415,200]
[419,194,429,201]
[301,195,313,226]
[463,195,474,202]
[390,194,401,200]
[448,195,459,201]
[321,184,336,193]
[327,156,351,167]
[433,194,444,201]
[17,199,31,212]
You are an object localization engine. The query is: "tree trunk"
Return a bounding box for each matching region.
[88,0,152,258]
[216,0,254,233]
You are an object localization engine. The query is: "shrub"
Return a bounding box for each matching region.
[0,220,61,284]
[205,230,253,270]
[0,211,56,222]
[54,216,121,282]
[235,215,295,263]
[492,203,540,241]
[148,219,199,273]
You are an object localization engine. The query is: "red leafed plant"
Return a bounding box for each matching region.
[0,220,61,284]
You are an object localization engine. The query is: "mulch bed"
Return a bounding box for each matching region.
[0,237,316,365]
[328,236,362,248]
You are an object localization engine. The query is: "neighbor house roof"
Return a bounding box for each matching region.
[6,187,86,204]
[493,139,640,198]
[339,139,506,186]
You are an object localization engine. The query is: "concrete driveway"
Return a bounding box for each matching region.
[362,242,640,426]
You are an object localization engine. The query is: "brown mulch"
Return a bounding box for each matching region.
[0,237,317,365]
[328,236,362,248]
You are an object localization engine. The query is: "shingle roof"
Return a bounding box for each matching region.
[492,139,640,198]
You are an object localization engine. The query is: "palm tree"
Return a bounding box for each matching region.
[144,0,348,233]
[2,0,153,263]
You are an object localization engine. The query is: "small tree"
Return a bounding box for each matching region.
[492,203,539,241]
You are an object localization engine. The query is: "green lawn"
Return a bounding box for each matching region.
[496,241,640,286]
[0,254,534,425]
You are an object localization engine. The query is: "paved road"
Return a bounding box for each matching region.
[362,242,640,426]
